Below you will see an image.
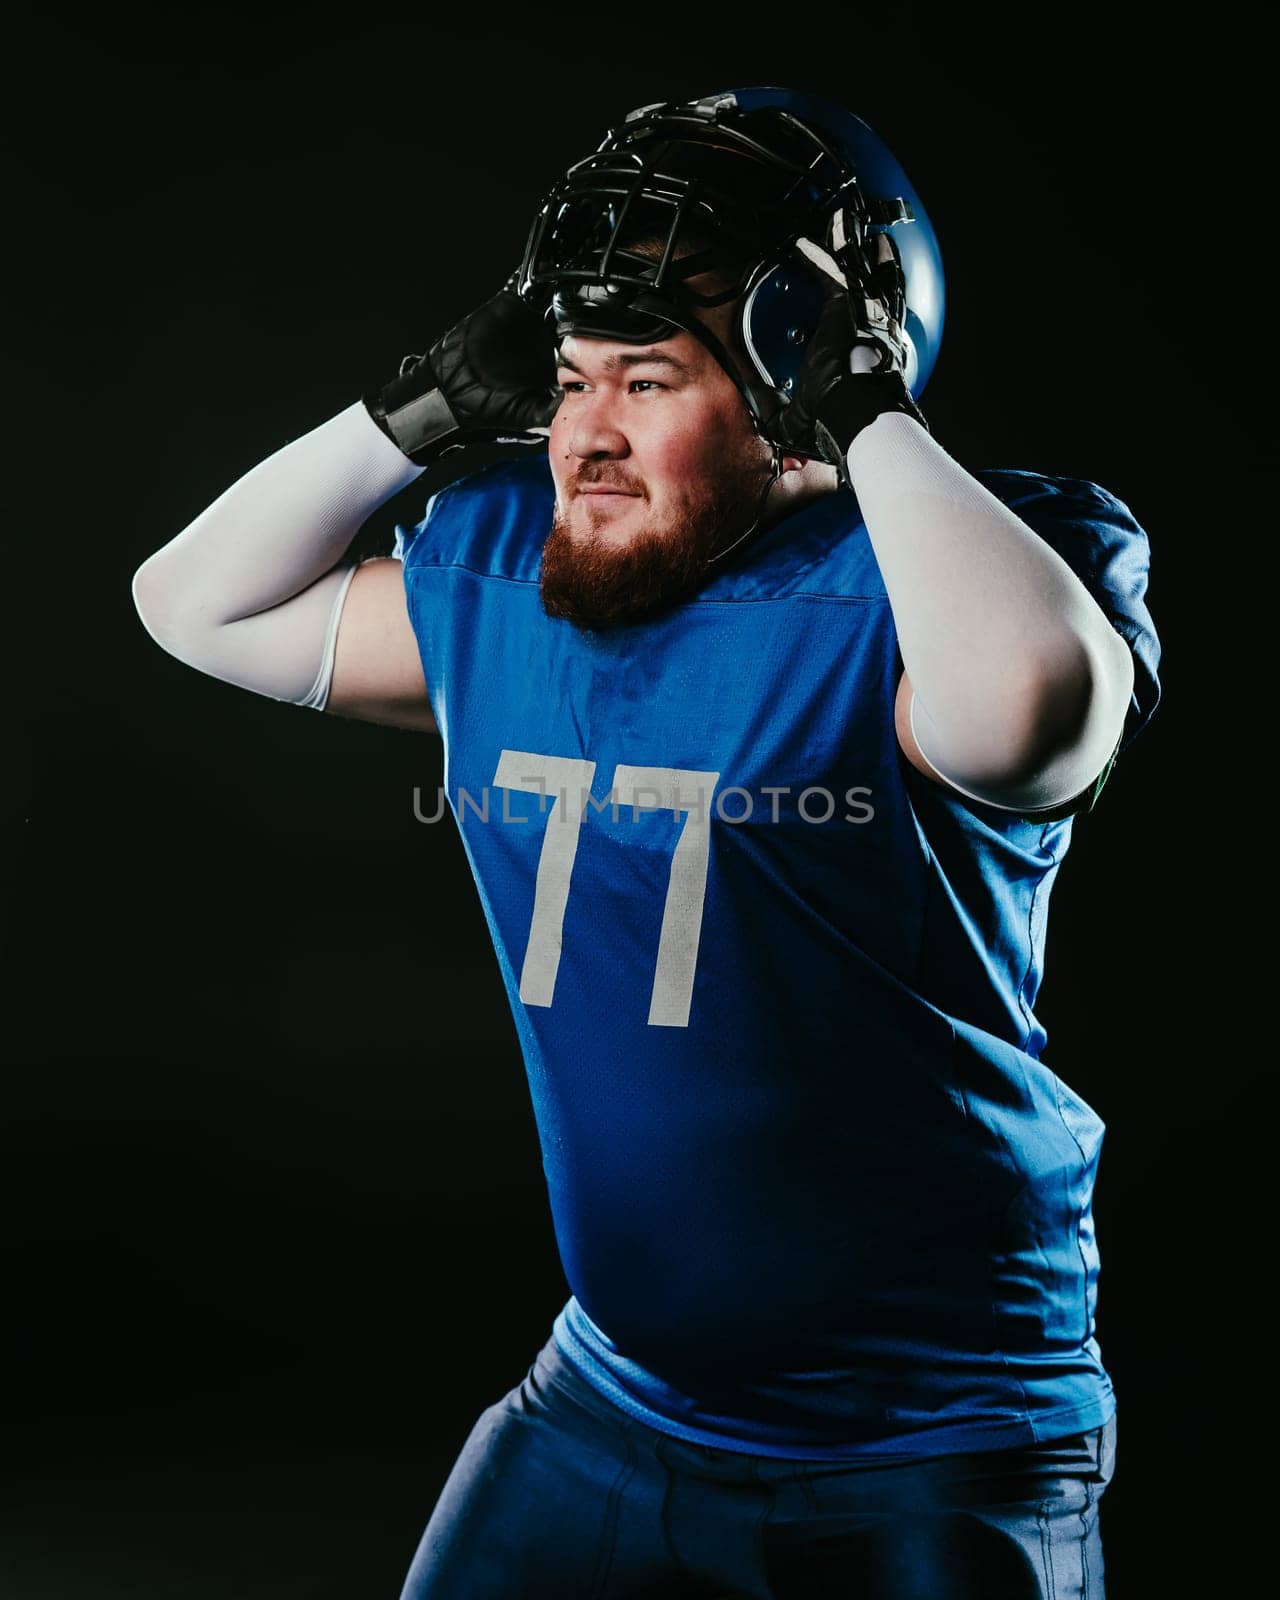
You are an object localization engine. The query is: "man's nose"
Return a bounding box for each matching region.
[563,394,629,457]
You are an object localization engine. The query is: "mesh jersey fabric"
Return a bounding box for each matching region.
[391,453,1160,1461]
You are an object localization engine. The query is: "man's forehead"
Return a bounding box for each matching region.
[555,334,700,376]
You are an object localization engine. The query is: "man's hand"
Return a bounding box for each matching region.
[777,214,929,484]
[363,271,560,467]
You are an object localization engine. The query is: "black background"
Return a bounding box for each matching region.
[5,3,1246,1594]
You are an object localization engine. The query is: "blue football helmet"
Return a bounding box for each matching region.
[516,85,945,470]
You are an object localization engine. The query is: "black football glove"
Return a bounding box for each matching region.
[776,214,929,488]
[363,271,560,467]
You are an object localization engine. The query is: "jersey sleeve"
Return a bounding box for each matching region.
[976,470,1163,821]
[390,490,442,566]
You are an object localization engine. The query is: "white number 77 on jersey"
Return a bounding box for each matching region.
[493,750,721,1030]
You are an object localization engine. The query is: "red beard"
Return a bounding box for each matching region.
[540,455,776,631]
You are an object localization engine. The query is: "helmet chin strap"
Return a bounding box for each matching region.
[664,312,789,571]
[704,438,785,569]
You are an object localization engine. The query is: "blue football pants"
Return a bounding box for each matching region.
[400,1331,1116,1599]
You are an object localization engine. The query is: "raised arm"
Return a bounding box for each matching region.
[779,229,1136,816]
[131,401,435,730]
[131,273,559,732]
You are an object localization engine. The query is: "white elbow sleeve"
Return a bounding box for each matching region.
[132,400,424,708]
[132,554,361,709]
[908,632,1134,815]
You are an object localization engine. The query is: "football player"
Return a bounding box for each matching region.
[133,87,1160,1598]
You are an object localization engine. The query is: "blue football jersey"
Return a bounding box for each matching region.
[392,453,1160,1461]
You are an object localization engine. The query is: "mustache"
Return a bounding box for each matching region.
[574,471,643,494]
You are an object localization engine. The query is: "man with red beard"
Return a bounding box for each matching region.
[132,88,1160,1599]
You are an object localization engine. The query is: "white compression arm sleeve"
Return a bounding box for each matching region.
[132,400,426,709]
[846,412,1135,813]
